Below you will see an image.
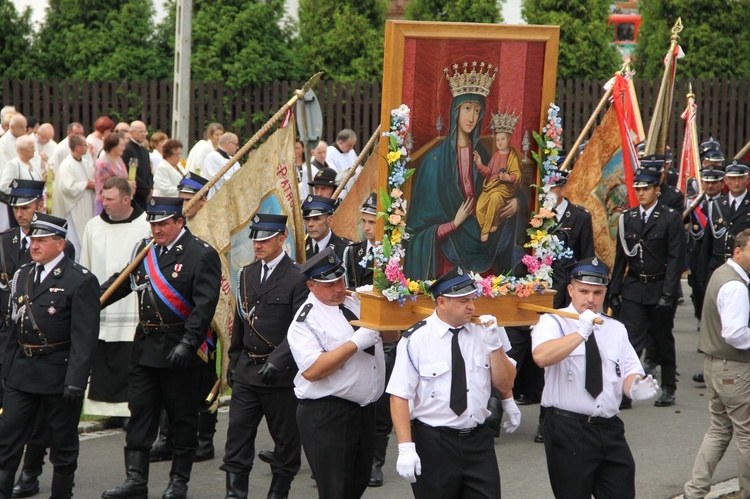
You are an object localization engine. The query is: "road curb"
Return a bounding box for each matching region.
[78,395,232,434]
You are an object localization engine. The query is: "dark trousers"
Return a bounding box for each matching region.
[507,326,543,401]
[125,364,202,455]
[543,411,635,499]
[297,397,375,499]
[621,298,677,387]
[0,388,82,475]
[374,341,397,437]
[411,421,500,499]
[220,383,300,478]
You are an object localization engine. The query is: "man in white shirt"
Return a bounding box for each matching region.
[326,129,357,175]
[32,123,56,173]
[287,247,384,499]
[387,266,516,498]
[202,133,239,199]
[685,228,750,498]
[532,257,659,498]
[49,123,84,173]
[0,114,26,172]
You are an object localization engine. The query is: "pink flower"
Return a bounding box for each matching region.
[391,188,403,198]
[522,254,540,274]
[388,214,402,225]
[542,256,553,266]
[385,260,408,286]
[530,217,543,228]
[515,285,531,298]
[498,285,509,296]
[479,277,493,297]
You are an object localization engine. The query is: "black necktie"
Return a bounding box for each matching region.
[260,264,270,286]
[159,246,168,258]
[19,238,27,257]
[585,332,603,399]
[732,200,738,214]
[312,243,319,255]
[34,265,43,288]
[339,304,374,355]
[641,210,647,225]
[449,327,468,416]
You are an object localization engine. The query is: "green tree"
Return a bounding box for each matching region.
[637,0,750,79]
[405,0,503,23]
[191,0,301,87]
[0,0,40,79]
[522,0,621,80]
[298,0,387,82]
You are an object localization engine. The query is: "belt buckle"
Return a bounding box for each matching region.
[587,415,594,423]
[639,274,649,284]
[457,427,473,436]
[22,344,33,357]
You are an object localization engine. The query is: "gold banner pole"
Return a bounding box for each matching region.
[331,125,381,200]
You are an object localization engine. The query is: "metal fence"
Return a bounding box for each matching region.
[2,77,748,155]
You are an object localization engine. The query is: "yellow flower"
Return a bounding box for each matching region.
[390,228,403,245]
[387,150,402,164]
[407,279,420,293]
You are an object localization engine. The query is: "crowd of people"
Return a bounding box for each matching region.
[0,98,746,499]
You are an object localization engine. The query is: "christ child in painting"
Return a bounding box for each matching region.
[473,109,523,242]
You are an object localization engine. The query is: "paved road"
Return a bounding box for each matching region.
[25,281,742,498]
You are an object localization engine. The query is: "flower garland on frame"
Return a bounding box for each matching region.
[372,103,571,302]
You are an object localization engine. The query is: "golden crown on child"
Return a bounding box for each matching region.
[444,61,498,98]
[491,109,521,135]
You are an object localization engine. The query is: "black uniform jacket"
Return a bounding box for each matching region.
[2,255,100,394]
[610,201,685,305]
[304,230,352,262]
[659,182,685,211]
[551,201,595,308]
[101,228,221,369]
[703,193,750,271]
[228,253,309,387]
[0,228,74,354]
[343,239,374,289]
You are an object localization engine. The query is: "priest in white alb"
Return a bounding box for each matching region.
[52,134,95,259]
[80,176,151,418]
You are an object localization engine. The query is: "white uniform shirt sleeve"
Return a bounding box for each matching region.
[386,337,419,400]
[717,280,750,350]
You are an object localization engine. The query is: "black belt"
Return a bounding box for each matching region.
[18,341,70,357]
[413,419,486,436]
[139,322,184,334]
[627,270,666,283]
[242,350,269,365]
[298,395,363,408]
[551,408,616,425]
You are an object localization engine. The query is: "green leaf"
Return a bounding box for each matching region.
[380,187,392,212]
[382,237,392,259]
[403,168,416,181]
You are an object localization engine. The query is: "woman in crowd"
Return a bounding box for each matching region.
[94,133,134,214]
[87,116,115,161]
[149,131,168,172]
[186,122,224,173]
[152,139,186,197]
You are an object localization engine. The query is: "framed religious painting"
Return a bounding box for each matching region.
[378,21,560,281]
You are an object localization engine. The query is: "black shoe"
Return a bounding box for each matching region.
[1,470,17,499]
[368,434,388,487]
[619,396,632,410]
[693,371,705,384]
[258,450,275,465]
[195,411,216,462]
[533,422,544,443]
[162,477,188,499]
[515,394,537,406]
[11,471,40,498]
[368,466,383,487]
[267,474,292,499]
[224,472,248,499]
[162,452,193,499]
[194,439,214,462]
[654,388,676,407]
[642,361,657,378]
[101,449,149,499]
[149,438,172,463]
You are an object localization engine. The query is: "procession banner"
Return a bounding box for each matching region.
[330,152,379,242]
[189,122,302,384]
[678,89,700,194]
[565,75,645,268]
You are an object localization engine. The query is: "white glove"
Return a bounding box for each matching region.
[350,328,379,352]
[479,315,510,352]
[576,309,598,341]
[396,442,421,483]
[500,397,521,433]
[629,374,660,401]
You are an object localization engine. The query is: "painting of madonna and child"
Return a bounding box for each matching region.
[379,22,560,281]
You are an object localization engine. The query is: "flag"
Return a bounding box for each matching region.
[678,89,700,194]
[645,24,684,155]
[565,76,645,268]
[188,121,303,386]
[329,152,379,241]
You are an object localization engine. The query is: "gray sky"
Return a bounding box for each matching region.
[12,0,523,29]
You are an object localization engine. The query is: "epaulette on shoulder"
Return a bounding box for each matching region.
[296,303,313,322]
[0,227,15,237]
[193,235,212,249]
[19,261,34,269]
[71,262,91,275]
[665,207,675,213]
[402,320,426,339]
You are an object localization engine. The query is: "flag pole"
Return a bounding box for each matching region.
[681,84,706,220]
[559,59,631,172]
[181,71,324,216]
[735,139,750,160]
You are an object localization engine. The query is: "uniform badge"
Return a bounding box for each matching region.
[357,247,364,256]
[307,195,313,203]
[592,257,599,266]
[175,264,183,272]
[149,198,157,206]
[12,235,17,244]
[565,211,571,218]
[172,272,179,278]
[457,267,464,275]
[18,296,23,303]
[48,306,56,315]
[176,244,183,252]
[328,254,335,264]
[53,268,61,277]
[253,214,260,223]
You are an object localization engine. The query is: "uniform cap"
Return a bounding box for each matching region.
[28,212,67,238]
[307,167,338,187]
[567,257,610,286]
[177,172,209,195]
[725,160,750,177]
[360,193,377,215]
[633,168,661,188]
[9,179,45,207]
[299,246,345,282]
[247,213,287,241]
[301,195,335,218]
[147,197,183,223]
[429,266,477,300]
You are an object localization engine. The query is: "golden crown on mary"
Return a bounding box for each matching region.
[490,109,521,135]
[444,60,498,98]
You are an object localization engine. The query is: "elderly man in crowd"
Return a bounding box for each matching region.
[202,132,240,199]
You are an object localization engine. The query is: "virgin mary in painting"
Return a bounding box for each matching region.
[404,60,527,280]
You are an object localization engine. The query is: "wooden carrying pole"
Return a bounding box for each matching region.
[410,303,603,326]
[331,125,381,200]
[735,139,750,160]
[100,239,155,306]
[182,72,324,216]
[559,59,632,172]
